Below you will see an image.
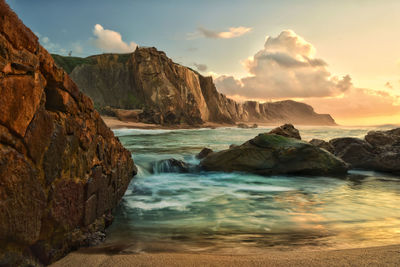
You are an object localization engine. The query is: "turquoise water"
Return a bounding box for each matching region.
[106,126,400,253]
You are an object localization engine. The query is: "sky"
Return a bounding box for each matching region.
[7,0,400,126]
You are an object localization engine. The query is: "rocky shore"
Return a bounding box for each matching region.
[0,1,136,265]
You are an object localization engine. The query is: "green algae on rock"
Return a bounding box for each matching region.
[201,132,348,176]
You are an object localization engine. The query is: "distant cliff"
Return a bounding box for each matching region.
[52,48,336,126]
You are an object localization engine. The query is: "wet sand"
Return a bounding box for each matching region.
[51,244,400,267]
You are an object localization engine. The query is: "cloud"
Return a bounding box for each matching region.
[188,26,252,40]
[92,24,137,53]
[193,63,208,72]
[303,88,400,123]
[215,30,352,98]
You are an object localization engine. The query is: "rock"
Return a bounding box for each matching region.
[251,123,258,128]
[365,128,400,147]
[330,130,400,173]
[196,148,214,159]
[268,124,301,140]
[0,2,136,265]
[330,138,376,170]
[200,133,348,176]
[229,144,238,149]
[52,51,338,126]
[114,109,142,122]
[153,158,191,173]
[237,123,250,129]
[309,139,334,153]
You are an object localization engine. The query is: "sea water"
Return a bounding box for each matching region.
[104,126,400,254]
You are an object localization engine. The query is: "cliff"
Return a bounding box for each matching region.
[53,48,336,126]
[0,1,136,266]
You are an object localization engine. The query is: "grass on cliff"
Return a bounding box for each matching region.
[52,53,132,74]
[52,54,96,74]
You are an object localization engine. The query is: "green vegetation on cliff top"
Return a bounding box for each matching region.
[51,53,132,74]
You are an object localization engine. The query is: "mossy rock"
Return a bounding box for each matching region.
[201,133,348,176]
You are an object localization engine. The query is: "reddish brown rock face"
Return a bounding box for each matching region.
[0,1,136,265]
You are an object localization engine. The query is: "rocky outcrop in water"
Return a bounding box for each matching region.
[52,50,337,126]
[200,130,348,176]
[330,128,400,173]
[268,124,301,140]
[0,2,136,265]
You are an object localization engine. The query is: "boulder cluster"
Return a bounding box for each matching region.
[312,128,400,174]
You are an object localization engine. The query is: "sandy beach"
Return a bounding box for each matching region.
[101,116,234,130]
[51,245,400,267]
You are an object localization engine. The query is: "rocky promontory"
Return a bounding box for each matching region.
[0,1,136,265]
[52,49,336,126]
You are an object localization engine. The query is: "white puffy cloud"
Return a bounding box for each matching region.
[215,30,352,98]
[92,24,137,53]
[188,26,252,39]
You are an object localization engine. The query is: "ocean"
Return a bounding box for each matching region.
[104,126,400,254]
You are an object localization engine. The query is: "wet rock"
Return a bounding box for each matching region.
[201,133,348,176]
[268,124,301,140]
[330,129,400,173]
[330,138,377,170]
[365,128,400,147]
[196,148,213,159]
[309,139,334,153]
[0,2,136,265]
[153,158,191,173]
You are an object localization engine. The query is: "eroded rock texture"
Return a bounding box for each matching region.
[0,1,136,265]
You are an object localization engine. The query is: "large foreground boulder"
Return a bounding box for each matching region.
[330,129,400,173]
[200,133,348,176]
[0,2,136,265]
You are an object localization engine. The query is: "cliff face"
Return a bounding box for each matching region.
[53,46,336,126]
[0,1,136,265]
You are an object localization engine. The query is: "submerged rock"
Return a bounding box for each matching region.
[201,133,348,176]
[153,158,192,173]
[268,124,301,140]
[0,2,136,265]
[196,148,214,159]
[152,158,200,173]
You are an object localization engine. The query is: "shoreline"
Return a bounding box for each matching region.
[101,116,342,130]
[51,244,400,266]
